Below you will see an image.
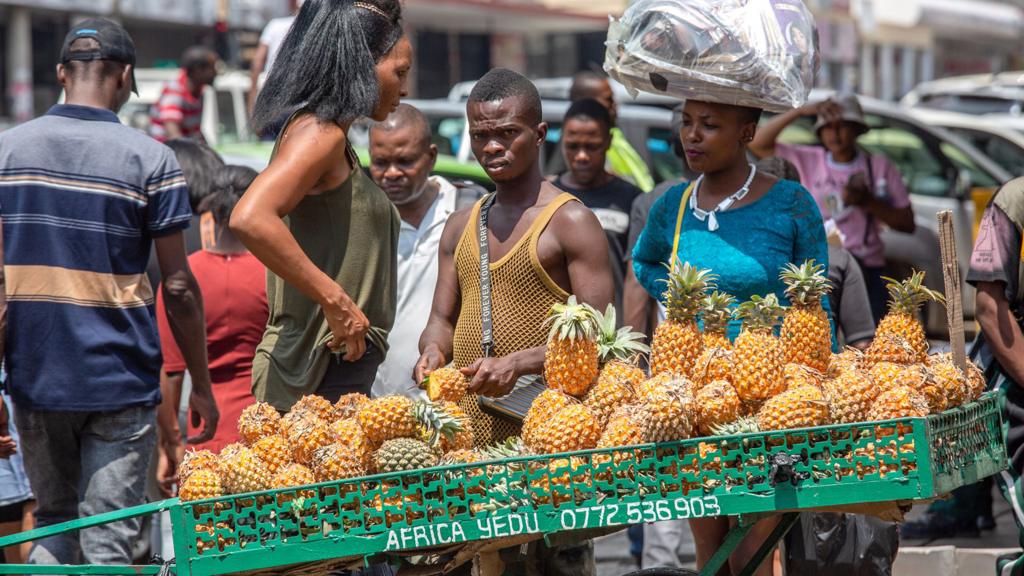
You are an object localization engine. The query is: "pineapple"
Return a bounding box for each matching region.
[237,402,282,445]
[530,403,601,455]
[329,418,375,472]
[693,380,741,436]
[780,261,833,372]
[651,261,715,377]
[964,361,987,401]
[251,434,293,477]
[440,449,483,465]
[220,442,245,460]
[421,366,469,403]
[821,368,876,423]
[335,393,370,420]
[638,376,693,442]
[543,296,601,397]
[523,388,575,449]
[871,271,945,364]
[290,394,338,422]
[311,443,366,482]
[868,362,925,392]
[732,294,787,404]
[710,416,761,436]
[865,334,920,367]
[285,413,332,465]
[178,449,219,485]
[597,404,650,448]
[756,385,830,431]
[692,347,733,389]
[700,291,736,351]
[926,353,970,407]
[869,386,930,420]
[219,446,271,494]
[783,363,824,391]
[828,348,864,378]
[595,303,650,365]
[584,374,638,428]
[272,463,315,489]
[375,438,439,473]
[356,395,418,445]
[179,468,222,502]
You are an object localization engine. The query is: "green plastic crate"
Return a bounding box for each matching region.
[168,391,1006,576]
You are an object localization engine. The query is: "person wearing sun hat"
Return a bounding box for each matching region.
[750,93,915,323]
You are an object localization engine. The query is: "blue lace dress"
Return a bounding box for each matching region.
[632,179,833,341]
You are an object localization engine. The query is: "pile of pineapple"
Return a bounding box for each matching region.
[177,388,477,502]
[515,259,987,458]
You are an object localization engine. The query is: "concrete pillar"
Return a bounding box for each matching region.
[901,46,917,98]
[860,42,875,98]
[920,49,935,83]
[6,6,33,122]
[880,43,895,101]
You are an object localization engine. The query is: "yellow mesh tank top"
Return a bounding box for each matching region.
[453,193,574,447]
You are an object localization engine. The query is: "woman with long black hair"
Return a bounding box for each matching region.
[231,0,412,411]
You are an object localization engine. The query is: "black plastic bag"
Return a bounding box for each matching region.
[784,513,899,576]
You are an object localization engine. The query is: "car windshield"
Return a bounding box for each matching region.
[918,94,1022,116]
[944,127,1024,176]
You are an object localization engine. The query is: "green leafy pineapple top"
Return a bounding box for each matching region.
[594,304,650,363]
[734,294,787,332]
[780,260,833,307]
[661,258,717,323]
[543,295,600,343]
[882,270,945,315]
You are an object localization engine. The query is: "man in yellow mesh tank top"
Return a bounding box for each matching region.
[415,66,612,576]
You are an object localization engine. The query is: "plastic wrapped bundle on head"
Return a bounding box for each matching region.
[604,0,819,112]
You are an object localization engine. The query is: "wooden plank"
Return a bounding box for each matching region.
[937,211,967,371]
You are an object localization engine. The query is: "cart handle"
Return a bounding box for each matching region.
[0,499,177,549]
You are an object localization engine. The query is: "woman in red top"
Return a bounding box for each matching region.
[156,165,269,467]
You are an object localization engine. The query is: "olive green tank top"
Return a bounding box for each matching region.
[252,112,400,411]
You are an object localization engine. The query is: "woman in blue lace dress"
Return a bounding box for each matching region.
[632,99,830,576]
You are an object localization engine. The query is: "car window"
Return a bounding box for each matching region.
[945,127,1024,176]
[938,142,1000,189]
[432,117,465,157]
[918,94,1021,116]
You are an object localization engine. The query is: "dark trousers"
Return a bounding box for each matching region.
[317,343,384,401]
[857,264,888,326]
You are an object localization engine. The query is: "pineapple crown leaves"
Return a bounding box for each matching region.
[479,437,529,461]
[780,260,833,306]
[710,416,761,437]
[543,295,600,343]
[733,294,787,332]
[414,401,463,447]
[700,291,737,333]
[660,259,717,322]
[882,270,946,314]
[594,304,651,363]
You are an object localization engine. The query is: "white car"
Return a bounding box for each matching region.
[901,71,1024,117]
[905,108,1024,176]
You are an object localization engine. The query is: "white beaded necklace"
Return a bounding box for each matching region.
[689,163,757,232]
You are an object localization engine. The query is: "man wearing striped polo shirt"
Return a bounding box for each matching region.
[0,19,218,566]
[149,46,218,142]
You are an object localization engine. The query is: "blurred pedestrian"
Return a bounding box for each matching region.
[633,99,830,576]
[247,0,304,121]
[750,94,914,324]
[149,46,218,142]
[552,98,642,322]
[368,104,481,399]
[156,166,268,493]
[145,139,225,287]
[0,19,217,566]
[569,71,655,192]
[233,0,410,411]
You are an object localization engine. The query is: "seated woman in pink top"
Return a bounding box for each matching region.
[750,94,915,323]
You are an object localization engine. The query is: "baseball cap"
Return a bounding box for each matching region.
[60,18,138,94]
[813,93,868,134]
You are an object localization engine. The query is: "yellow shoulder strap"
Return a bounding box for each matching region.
[670,182,696,273]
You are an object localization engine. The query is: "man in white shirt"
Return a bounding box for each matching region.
[247,0,302,119]
[370,104,480,398]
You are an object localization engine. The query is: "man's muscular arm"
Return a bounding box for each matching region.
[466,204,614,396]
[415,209,471,383]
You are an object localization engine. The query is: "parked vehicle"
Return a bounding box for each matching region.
[901,71,1024,117]
[906,108,1024,176]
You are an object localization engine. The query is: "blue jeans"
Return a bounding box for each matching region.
[14,405,157,566]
